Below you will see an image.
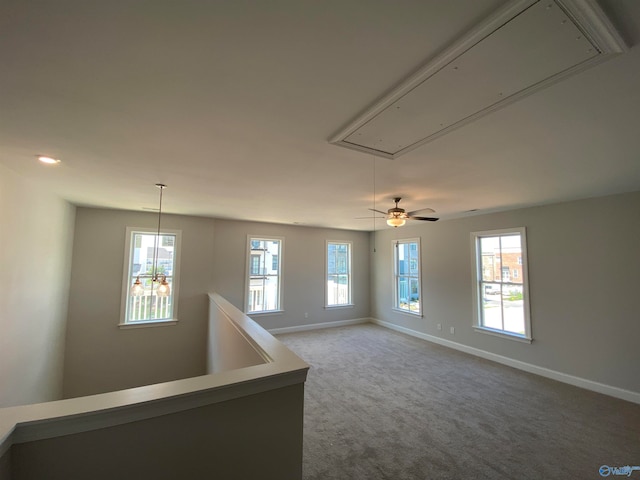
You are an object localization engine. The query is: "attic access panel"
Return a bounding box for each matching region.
[330,0,626,159]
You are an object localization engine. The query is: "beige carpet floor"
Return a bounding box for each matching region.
[277,324,640,480]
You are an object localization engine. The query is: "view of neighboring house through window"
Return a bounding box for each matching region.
[393,238,421,315]
[471,227,531,341]
[246,237,282,313]
[121,227,181,325]
[326,241,352,307]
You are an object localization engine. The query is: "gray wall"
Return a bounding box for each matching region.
[371,191,640,393]
[63,210,369,396]
[11,384,304,480]
[61,191,639,396]
[63,208,215,398]
[212,219,371,330]
[0,164,75,407]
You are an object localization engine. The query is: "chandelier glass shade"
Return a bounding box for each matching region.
[130,276,144,296]
[156,275,170,297]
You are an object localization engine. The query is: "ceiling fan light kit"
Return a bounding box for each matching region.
[370,197,439,228]
[387,216,406,228]
[37,155,61,165]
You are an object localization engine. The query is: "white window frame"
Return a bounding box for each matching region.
[245,236,284,315]
[325,240,353,308]
[470,227,532,343]
[119,226,182,328]
[392,238,422,317]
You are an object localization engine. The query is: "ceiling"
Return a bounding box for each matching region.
[1,0,639,231]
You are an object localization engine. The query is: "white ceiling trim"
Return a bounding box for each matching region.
[330,0,627,160]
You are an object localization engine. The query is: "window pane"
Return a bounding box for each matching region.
[480,282,503,330]
[327,275,338,305]
[474,229,529,340]
[337,253,347,274]
[247,237,281,312]
[408,277,420,312]
[480,236,499,254]
[263,275,279,311]
[397,243,409,273]
[502,237,523,284]
[394,239,421,315]
[327,244,336,275]
[480,236,500,281]
[502,285,525,334]
[337,274,349,304]
[397,277,409,310]
[327,242,351,306]
[125,231,178,324]
[248,281,264,312]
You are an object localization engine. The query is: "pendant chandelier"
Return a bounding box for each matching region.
[130,183,170,298]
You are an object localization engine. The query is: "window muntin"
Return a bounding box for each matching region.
[246,237,282,313]
[326,241,352,307]
[393,238,421,315]
[121,228,181,325]
[472,228,531,341]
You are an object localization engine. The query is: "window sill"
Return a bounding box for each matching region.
[247,309,284,317]
[118,319,178,329]
[392,307,423,318]
[473,326,532,344]
[324,304,354,310]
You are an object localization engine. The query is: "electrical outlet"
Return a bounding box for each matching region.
[450,327,455,335]
[304,312,309,318]
[437,323,442,331]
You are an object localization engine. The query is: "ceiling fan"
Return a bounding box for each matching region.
[369,197,439,227]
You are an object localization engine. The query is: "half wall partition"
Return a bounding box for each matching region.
[0,293,308,480]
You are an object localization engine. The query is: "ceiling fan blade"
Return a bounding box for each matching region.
[410,216,439,222]
[368,208,388,215]
[355,216,384,219]
[407,207,435,216]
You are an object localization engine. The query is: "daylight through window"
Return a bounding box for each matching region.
[247,237,282,313]
[327,241,352,306]
[472,228,531,341]
[121,228,181,325]
[393,238,421,315]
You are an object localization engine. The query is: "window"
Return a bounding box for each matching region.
[250,254,261,275]
[501,266,510,282]
[326,241,352,307]
[471,228,531,342]
[161,236,174,247]
[246,237,282,313]
[393,238,421,315]
[120,227,181,326]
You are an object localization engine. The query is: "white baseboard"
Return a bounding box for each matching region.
[269,318,369,335]
[371,318,640,405]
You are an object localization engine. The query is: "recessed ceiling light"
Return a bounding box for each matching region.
[38,155,61,165]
